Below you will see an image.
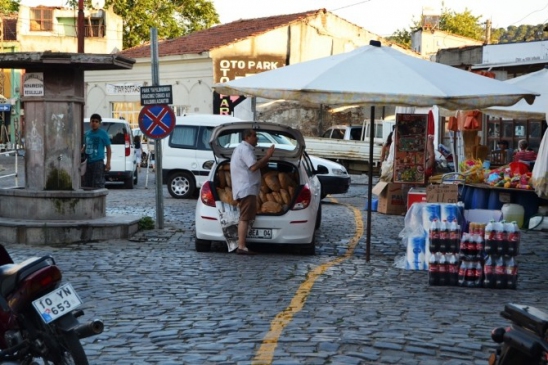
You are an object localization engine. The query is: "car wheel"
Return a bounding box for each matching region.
[315,203,322,230]
[195,238,212,252]
[123,174,134,189]
[167,172,195,199]
[133,169,138,185]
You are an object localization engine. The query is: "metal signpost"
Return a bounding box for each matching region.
[138,28,176,229]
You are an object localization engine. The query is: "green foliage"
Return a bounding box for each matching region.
[0,0,19,14]
[138,216,155,230]
[439,7,483,41]
[495,24,548,44]
[387,28,412,48]
[106,0,220,49]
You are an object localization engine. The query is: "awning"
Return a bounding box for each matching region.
[0,104,11,112]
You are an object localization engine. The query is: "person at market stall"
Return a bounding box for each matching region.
[380,127,394,162]
[424,134,436,181]
[513,139,537,162]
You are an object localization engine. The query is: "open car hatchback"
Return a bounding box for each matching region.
[194,121,323,255]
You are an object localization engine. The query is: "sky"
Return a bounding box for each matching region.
[211,0,548,37]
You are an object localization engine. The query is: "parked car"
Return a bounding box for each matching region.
[84,118,137,188]
[195,121,324,254]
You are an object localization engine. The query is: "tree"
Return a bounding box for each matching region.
[0,0,19,14]
[389,7,485,47]
[67,0,220,49]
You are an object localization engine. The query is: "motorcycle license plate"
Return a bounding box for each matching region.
[32,283,82,324]
[247,228,272,239]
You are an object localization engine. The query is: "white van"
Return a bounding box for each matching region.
[84,117,138,189]
[161,114,242,198]
[161,114,350,199]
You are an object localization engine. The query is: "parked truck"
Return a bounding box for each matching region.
[304,118,395,174]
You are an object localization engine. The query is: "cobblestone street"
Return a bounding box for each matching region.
[2,153,548,364]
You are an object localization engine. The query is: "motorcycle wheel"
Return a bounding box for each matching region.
[29,313,89,365]
[495,344,538,365]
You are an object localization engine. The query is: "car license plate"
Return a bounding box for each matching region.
[32,283,82,324]
[247,228,272,239]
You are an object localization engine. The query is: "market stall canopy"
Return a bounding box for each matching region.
[213,40,539,262]
[213,42,538,111]
[484,66,548,121]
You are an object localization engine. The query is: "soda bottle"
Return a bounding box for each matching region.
[506,257,518,289]
[495,256,507,289]
[438,253,448,286]
[484,220,495,255]
[483,255,495,288]
[439,220,448,253]
[507,221,520,256]
[428,253,438,286]
[448,253,459,286]
[465,259,475,287]
[448,220,459,253]
[429,219,440,253]
[458,259,466,287]
[459,233,468,256]
[498,221,512,256]
[474,233,484,256]
[493,220,504,256]
[473,259,483,288]
[467,233,478,257]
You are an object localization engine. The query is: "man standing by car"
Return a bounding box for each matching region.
[231,129,275,255]
[83,113,112,188]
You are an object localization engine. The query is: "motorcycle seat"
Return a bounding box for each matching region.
[0,256,55,298]
[502,303,548,337]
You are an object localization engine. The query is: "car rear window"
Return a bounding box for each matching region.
[168,125,213,150]
[84,122,130,145]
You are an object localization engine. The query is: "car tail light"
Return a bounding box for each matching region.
[292,184,311,210]
[125,132,131,157]
[200,181,216,207]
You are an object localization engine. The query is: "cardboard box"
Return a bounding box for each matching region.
[372,182,406,215]
[407,187,427,210]
[426,184,459,203]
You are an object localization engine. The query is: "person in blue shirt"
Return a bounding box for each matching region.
[83,114,111,188]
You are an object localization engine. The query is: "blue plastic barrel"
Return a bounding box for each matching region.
[515,191,538,225]
[470,187,488,209]
[487,189,503,210]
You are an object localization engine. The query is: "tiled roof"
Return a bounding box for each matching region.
[119,9,328,58]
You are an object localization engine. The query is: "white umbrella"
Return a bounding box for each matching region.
[213,41,538,261]
[484,66,548,120]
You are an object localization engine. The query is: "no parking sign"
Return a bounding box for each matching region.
[138,104,176,139]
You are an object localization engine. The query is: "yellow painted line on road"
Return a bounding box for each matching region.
[252,199,363,365]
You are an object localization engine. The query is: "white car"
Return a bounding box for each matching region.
[195,122,323,255]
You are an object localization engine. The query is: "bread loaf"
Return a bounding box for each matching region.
[264,173,281,192]
[217,188,229,204]
[217,170,226,188]
[261,201,282,213]
[259,191,267,205]
[278,172,296,189]
[222,164,231,171]
[225,171,232,188]
[280,189,291,205]
[224,187,237,206]
[266,193,276,202]
[272,191,283,205]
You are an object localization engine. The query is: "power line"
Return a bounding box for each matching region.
[330,0,372,12]
[509,2,548,25]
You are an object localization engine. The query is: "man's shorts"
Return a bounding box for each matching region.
[238,195,258,221]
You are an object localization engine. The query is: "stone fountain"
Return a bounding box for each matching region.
[0,52,140,244]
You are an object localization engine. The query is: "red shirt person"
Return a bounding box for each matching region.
[513,139,537,162]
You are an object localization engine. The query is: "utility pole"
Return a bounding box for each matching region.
[485,19,492,45]
[77,0,84,52]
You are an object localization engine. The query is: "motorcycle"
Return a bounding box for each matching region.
[0,244,103,364]
[490,303,548,365]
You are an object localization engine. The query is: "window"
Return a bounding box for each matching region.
[486,117,546,152]
[30,7,53,31]
[112,102,140,128]
[85,19,105,38]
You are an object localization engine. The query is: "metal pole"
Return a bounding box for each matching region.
[77,0,84,53]
[150,28,164,229]
[366,106,375,262]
